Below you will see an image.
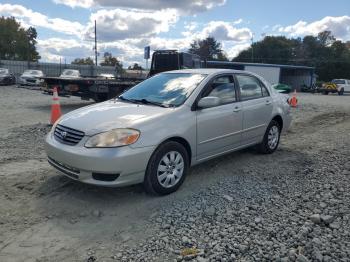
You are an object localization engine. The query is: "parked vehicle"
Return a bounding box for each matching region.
[59,69,81,79]
[45,69,292,195]
[320,79,350,95]
[0,68,16,85]
[18,70,45,87]
[272,83,292,94]
[98,73,115,79]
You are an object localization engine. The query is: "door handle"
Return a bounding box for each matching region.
[233,106,241,112]
[265,100,272,105]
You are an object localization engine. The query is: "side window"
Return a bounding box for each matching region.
[236,74,269,100]
[202,75,236,105]
[262,85,270,97]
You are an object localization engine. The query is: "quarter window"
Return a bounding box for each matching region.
[236,74,269,100]
[202,75,236,105]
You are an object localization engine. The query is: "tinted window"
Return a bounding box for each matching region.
[203,75,236,105]
[236,74,269,100]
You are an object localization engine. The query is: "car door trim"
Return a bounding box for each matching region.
[199,123,266,145]
[196,141,258,162]
[199,129,243,145]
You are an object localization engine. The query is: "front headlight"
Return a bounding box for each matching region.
[85,128,140,148]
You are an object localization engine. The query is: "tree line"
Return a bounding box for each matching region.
[1,16,350,81]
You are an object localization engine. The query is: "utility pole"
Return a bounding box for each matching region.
[251,33,254,62]
[94,20,98,66]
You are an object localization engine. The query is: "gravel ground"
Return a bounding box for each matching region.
[0,86,349,262]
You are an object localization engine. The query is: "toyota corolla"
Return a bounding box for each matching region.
[45,69,292,195]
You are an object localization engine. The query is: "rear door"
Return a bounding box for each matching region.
[235,74,273,145]
[196,74,243,160]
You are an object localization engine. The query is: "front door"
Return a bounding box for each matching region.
[196,75,243,160]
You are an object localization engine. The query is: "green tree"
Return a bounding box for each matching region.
[71,57,94,65]
[234,36,299,64]
[100,52,123,73]
[233,31,350,81]
[0,16,40,61]
[128,63,143,70]
[188,37,228,61]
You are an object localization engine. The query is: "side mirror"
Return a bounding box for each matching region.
[197,96,221,109]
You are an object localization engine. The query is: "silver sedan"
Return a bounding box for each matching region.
[45,69,292,195]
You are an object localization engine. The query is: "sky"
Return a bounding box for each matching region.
[1,0,350,67]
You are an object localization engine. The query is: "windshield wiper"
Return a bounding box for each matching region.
[118,96,169,108]
[137,98,170,108]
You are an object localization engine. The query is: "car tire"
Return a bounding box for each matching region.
[257,120,281,154]
[338,88,344,96]
[144,141,189,195]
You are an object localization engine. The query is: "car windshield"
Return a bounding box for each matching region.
[61,70,79,76]
[120,73,207,107]
[0,68,9,75]
[332,79,345,84]
[23,70,41,76]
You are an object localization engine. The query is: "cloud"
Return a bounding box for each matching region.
[53,0,226,14]
[184,22,199,31]
[0,3,84,36]
[53,0,93,9]
[225,43,251,58]
[278,16,350,40]
[193,21,252,42]
[85,8,178,41]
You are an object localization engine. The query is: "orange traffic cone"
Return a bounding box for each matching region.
[50,87,62,125]
[289,89,298,108]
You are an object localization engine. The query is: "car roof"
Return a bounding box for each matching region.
[165,68,242,75]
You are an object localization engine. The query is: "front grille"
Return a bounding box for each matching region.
[54,124,85,145]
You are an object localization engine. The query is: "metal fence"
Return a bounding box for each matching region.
[0,60,116,78]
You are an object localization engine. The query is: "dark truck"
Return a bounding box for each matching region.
[42,50,201,102]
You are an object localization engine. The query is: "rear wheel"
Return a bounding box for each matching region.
[144,141,189,195]
[257,120,281,154]
[323,91,329,95]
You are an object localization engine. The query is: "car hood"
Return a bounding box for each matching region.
[58,100,172,136]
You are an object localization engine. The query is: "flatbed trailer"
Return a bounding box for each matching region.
[41,76,144,102]
[41,50,201,102]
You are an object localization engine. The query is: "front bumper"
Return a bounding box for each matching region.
[45,132,155,187]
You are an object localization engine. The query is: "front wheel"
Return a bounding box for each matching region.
[257,120,281,154]
[144,141,189,195]
[338,88,344,96]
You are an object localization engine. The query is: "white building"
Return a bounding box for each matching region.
[206,61,315,91]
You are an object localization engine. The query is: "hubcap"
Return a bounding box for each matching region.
[157,151,184,188]
[268,125,279,149]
